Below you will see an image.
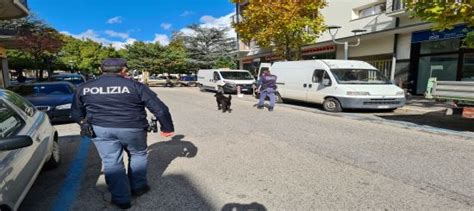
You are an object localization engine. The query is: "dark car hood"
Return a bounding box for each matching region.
[26,95,73,106]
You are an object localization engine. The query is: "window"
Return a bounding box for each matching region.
[16,84,74,97]
[220,71,254,80]
[358,3,386,18]
[213,72,221,81]
[313,70,325,83]
[462,53,474,81]
[0,101,26,138]
[331,69,391,84]
[5,90,36,117]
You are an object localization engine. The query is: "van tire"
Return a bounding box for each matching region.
[323,98,342,112]
[198,84,206,92]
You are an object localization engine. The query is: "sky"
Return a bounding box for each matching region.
[28,0,236,49]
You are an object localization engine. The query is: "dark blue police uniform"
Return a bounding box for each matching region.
[71,58,174,208]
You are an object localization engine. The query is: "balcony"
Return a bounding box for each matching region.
[0,0,30,20]
[386,0,408,17]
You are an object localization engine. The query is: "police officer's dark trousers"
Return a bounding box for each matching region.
[92,125,148,204]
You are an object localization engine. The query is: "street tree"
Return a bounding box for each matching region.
[178,24,236,70]
[231,0,327,61]
[160,38,189,73]
[1,17,64,79]
[125,41,165,74]
[59,36,120,75]
[406,0,474,47]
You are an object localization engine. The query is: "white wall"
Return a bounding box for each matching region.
[318,0,396,43]
[396,33,412,60]
[350,36,394,58]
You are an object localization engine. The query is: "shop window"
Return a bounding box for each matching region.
[416,54,458,94]
[357,3,386,18]
[394,60,410,88]
[420,39,460,55]
[462,53,474,81]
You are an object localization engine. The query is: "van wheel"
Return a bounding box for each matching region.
[198,84,206,92]
[275,92,284,103]
[323,98,342,112]
[45,136,60,169]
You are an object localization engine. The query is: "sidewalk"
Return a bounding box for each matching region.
[396,95,453,114]
[385,95,474,133]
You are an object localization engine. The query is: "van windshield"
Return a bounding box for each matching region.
[330,69,391,84]
[220,71,254,80]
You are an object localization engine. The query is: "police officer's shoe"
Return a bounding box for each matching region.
[257,105,264,109]
[132,185,151,197]
[111,200,132,209]
[268,107,274,112]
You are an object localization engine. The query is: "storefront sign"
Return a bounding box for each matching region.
[301,45,335,55]
[412,25,472,43]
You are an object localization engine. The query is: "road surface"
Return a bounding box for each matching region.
[20,87,474,210]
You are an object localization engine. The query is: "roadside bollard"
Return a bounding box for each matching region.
[237,85,244,98]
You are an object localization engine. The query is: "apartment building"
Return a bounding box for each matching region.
[0,0,30,88]
[234,0,474,95]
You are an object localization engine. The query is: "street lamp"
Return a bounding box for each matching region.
[327,25,367,60]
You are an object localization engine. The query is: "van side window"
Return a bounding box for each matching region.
[213,72,221,81]
[312,70,325,83]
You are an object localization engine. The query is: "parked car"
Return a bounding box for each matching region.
[146,75,181,87]
[13,82,76,123]
[197,69,255,94]
[52,73,86,86]
[257,60,406,112]
[0,88,60,211]
[179,75,197,87]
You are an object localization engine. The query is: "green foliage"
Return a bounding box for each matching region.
[6,49,35,70]
[213,56,237,69]
[58,36,121,74]
[406,0,474,47]
[232,0,327,60]
[125,41,165,74]
[177,24,236,69]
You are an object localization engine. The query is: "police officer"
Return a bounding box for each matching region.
[256,69,278,111]
[71,58,175,209]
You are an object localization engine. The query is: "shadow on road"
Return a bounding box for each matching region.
[222,202,267,211]
[378,112,474,132]
[148,135,198,177]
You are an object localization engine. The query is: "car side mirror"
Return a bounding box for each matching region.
[322,79,332,86]
[0,136,33,151]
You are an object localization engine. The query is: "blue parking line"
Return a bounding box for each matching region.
[52,136,91,211]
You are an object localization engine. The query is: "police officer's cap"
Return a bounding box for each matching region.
[101,58,128,69]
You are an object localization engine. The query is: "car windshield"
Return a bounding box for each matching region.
[220,71,253,80]
[16,84,74,97]
[53,75,85,84]
[330,69,391,84]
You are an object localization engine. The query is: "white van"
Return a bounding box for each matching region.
[197,69,255,94]
[258,60,406,112]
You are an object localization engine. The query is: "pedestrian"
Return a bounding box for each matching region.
[17,69,26,83]
[256,69,278,111]
[71,58,175,209]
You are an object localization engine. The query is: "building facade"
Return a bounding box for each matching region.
[0,0,29,88]
[234,0,474,95]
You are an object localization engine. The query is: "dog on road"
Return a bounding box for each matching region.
[214,92,232,113]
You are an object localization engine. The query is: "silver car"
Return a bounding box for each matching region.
[0,89,60,210]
